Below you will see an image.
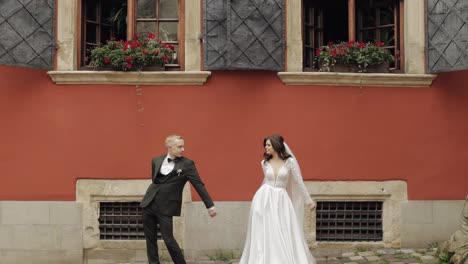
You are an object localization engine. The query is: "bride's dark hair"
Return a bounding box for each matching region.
[263,134,292,161]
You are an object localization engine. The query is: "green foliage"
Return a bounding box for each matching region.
[352,247,371,255]
[427,241,440,251]
[206,249,239,262]
[89,32,174,71]
[437,252,454,264]
[315,40,395,71]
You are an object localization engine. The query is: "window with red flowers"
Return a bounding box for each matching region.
[303,0,403,71]
[80,0,183,70]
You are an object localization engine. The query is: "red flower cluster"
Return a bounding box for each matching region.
[315,40,395,71]
[89,32,175,71]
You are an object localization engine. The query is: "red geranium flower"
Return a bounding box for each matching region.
[104,58,111,64]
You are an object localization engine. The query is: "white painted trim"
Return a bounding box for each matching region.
[47,71,211,85]
[278,72,437,87]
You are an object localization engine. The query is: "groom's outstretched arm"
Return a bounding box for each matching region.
[185,160,216,217]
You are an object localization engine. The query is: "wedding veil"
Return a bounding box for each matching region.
[284,142,306,233]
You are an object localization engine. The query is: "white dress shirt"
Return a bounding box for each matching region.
[160,155,176,175]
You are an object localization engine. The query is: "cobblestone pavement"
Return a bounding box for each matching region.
[173,247,439,264]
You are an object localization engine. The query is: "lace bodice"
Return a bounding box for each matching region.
[261,158,313,204]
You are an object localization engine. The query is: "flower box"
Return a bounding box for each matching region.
[316,41,395,73]
[320,61,390,73]
[89,33,174,71]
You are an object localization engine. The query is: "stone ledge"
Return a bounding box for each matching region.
[47,71,212,85]
[278,72,437,87]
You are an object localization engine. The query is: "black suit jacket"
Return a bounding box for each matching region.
[140,155,215,216]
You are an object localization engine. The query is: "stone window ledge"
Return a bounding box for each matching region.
[278,72,438,87]
[47,71,212,85]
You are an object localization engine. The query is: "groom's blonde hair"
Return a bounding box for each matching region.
[165,135,183,147]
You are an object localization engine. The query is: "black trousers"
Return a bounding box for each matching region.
[142,201,186,264]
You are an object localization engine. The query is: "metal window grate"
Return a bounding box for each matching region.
[316,201,383,242]
[99,202,160,240]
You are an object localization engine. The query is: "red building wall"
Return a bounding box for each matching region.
[0,65,467,201]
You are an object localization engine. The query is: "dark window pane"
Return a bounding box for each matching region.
[305,48,314,68]
[86,1,97,22]
[106,1,127,40]
[305,25,311,44]
[361,29,376,42]
[159,22,178,41]
[137,22,157,35]
[380,27,395,46]
[380,6,395,25]
[101,25,112,43]
[360,8,375,28]
[86,23,98,44]
[321,0,348,44]
[138,0,157,18]
[101,0,113,23]
[82,0,127,66]
[159,0,178,19]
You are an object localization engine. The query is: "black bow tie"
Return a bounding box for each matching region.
[168,157,179,163]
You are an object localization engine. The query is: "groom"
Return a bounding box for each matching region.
[141,135,217,264]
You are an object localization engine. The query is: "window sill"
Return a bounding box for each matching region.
[47,71,211,85]
[278,72,438,87]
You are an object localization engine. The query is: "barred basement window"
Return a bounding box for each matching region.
[99,201,160,240]
[316,201,383,241]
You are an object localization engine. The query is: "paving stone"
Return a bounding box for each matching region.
[342,252,356,257]
[343,262,359,264]
[412,252,423,257]
[358,251,375,257]
[365,256,380,261]
[421,255,436,263]
[349,255,364,261]
[389,262,405,264]
[425,251,436,256]
[401,249,416,254]
[376,250,387,255]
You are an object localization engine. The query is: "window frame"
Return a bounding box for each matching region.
[302,0,405,72]
[279,0,436,87]
[48,0,209,85]
[77,0,185,71]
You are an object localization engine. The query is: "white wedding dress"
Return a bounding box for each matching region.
[239,157,316,264]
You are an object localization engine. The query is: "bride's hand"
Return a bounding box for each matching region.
[309,203,316,211]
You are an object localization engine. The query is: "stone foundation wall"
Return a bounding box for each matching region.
[0,201,82,264]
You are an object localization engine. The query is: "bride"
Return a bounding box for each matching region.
[239,134,316,264]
